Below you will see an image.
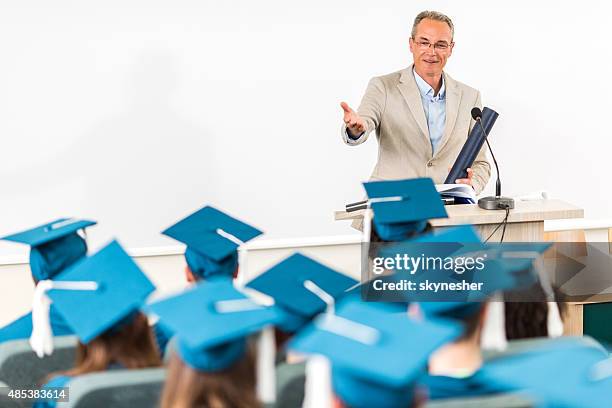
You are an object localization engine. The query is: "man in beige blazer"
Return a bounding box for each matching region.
[341,11,490,196]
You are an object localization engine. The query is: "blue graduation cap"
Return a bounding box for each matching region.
[147,278,284,372]
[46,240,155,344]
[376,225,482,265]
[246,253,358,332]
[162,206,262,279]
[1,218,97,281]
[478,339,611,408]
[289,298,462,408]
[363,178,448,241]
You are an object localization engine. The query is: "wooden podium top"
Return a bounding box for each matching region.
[335,199,583,226]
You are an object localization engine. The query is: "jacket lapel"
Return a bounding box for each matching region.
[396,67,430,147]
[435,71,462,156]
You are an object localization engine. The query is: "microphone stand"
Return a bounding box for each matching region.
[475,116,515,210]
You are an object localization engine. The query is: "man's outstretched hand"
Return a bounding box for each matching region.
[341,102,366,138]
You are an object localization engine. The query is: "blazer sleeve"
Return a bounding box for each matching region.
[469,91,491,195]
[341,76,386,146]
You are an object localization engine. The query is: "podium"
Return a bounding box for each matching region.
[336,199,588,335]
[335,199,583,242]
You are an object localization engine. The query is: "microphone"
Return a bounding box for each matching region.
[471,107,515,210]
[471,108,500,197]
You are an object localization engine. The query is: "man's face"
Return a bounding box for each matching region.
[409,18,454,78]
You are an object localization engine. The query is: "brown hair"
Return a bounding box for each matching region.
[44,312,161,382]
[504,285,567,340]
[453,304,486,342]
[160,345,260,408]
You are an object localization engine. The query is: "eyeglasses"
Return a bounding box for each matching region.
[413,39,453,52]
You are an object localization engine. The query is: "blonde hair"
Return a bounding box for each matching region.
[411,11,454,40]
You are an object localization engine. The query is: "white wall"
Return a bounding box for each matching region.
[1,0,611,260]
[0,237,362,326]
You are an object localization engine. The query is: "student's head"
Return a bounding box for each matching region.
[456,304,488,342]
[363,178,448,260]
[29,233,87,283]
[504,301,549,339]
[150,279,283,408]
[162,205,262,282]
[412,302,488,379]
[369,220,433,261]
[1,218,96,283]
[245,253,358,344]
[38,240,160,381]
[183,247,239,282]
[60,312,160,378]
[161,343,259,408]
[409,11,455,78]
[289,300,461,408]
[504,283,566,340]
[370,220,433,244]
[415,302,488,344]
[331,367,421,408]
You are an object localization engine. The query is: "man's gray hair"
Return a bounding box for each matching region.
[411,10,454,40]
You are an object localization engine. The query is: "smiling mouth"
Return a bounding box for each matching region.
[424,60,439,64]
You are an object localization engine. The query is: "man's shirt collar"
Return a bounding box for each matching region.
[413,68,446,101]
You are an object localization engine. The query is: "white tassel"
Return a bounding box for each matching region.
[303,280,335,314]
[589,357,612,382]
[315,313,380,346]
[235,246,248,287]
[302,355,333,408]
[480,297,507,351]
[547,302,564,337]
[363,209,372,244]
[368,196,403,204]
[45,218,80,231]
[30,280,55,358]
[29,280,98,358]
[237,286,275,307]
[256,326,276,404]
[362,209,373,281]
[214,299,263,313]
[215,228,247,286]
[215,228,245,247]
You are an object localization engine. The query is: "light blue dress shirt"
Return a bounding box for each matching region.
[413,69,446,155]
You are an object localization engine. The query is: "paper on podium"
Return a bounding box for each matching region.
[515,191,549,201]
[436,184,476,204]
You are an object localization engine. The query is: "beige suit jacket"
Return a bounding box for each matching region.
[343,65,491,194]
